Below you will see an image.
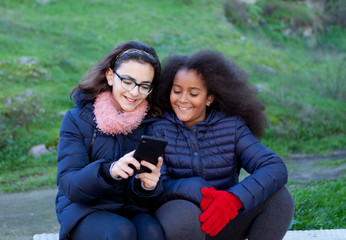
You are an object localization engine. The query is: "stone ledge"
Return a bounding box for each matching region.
[34,229,346,240]
[283,229,346,240]
[33,233,59,240]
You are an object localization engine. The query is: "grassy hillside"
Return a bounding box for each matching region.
[0,0,345,230]
[1,0,345,186]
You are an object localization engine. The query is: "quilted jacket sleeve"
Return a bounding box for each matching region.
[57,110,119,204]
[228,118,288,212]
[147,125,211,205]
[158,176,211,205]
[127,177,163,209]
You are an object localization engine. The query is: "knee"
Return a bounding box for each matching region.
[135,215,163,240]
[269,186,295,218]
[155,200,204,240]
[155,199,202,224]
[140,223,163,240]
[109,221,136,240]
[278,187,294,211]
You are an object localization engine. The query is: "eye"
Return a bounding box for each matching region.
[190,93,198,97]
[141,85,151,90]
[122,79,134,86]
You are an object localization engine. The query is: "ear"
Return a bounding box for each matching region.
[106,68,114,86]
[206,95,214,106]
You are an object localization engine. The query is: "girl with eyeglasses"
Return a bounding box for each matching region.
[56,41,164,240]
[148,50,294,240]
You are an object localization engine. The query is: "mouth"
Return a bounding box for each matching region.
[124,96,138,103]
[178,106,192,111]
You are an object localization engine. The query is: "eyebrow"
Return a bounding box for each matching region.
[121,74,152,84]
[173,84,201,91]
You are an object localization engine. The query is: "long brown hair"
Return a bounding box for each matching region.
[158,50,267,138]
[71,40,161,118]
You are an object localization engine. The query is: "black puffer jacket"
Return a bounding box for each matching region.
[55,91,162,240]
[148,110,287,212]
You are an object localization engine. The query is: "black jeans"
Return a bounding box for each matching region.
[155,187,294,240]
[70,211,164,240]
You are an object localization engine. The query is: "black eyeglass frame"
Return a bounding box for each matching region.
[113,70,154,95]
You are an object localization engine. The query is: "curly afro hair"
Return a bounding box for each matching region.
[158,50,267,138]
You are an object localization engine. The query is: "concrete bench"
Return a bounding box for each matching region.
[33,233,59,240]
[33,229,346,240]
[284,229,346,240]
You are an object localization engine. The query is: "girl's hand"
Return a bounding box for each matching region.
[110,150,140,179]
[136,156,163,190]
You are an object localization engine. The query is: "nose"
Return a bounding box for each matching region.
[129,85,140,96]
[178,93,188,103]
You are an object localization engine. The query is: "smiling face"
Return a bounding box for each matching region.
[106,60,154,112]
[170,69,214,127]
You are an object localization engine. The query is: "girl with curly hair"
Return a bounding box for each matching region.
[148,50,294,240]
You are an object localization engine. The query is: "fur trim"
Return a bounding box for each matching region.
[93,92,148,135]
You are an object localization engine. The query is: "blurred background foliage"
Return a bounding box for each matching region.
[0,0,345,229]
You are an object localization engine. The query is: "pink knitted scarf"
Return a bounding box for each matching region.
[93,91,148,135]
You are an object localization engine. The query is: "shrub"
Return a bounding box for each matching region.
[325,0,346,27]
[315,60,346,100]
[0,60,49,84]
[2,89,44,126]
[223,0,250,27]
[0,89,43,150]
[223,0,325,45]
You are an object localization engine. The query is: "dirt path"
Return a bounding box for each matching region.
[284,150,346,182]
[0,151,345,240]
[0,188,59,240]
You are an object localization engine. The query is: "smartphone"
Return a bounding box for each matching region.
[132,135,168,174]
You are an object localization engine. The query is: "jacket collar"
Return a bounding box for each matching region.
[163,109,228,128]
[72,90,95,108]
[79,103,96,126]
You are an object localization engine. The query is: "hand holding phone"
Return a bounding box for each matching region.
[132,135,168,174]
[109,150,141,179]
[136,156,163,190]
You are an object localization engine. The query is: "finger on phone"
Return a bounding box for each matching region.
[117,171,130,179]
[140,160,156,172]
[124,150,135,157]
[123,150,135,157]
[136,172,153,182]
[123,165,136,176]
[136,173,158,189]
[129,158,141,170]
[156,156,163,168]
[113,163,132,179]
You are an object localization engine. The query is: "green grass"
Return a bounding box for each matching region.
[0,164,57,192]
[0,151,57,192]
[288,176,346,230]
[0,0,345,230]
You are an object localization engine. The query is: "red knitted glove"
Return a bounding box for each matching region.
[200,187,215,211]
[199,187,243,236]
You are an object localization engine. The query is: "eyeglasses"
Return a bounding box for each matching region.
[113,71,153,95]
